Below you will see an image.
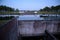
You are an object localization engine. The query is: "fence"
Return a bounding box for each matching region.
[44,30,57,40]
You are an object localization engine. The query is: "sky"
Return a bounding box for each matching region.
[0,0,60,10]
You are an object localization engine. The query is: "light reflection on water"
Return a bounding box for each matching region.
[0,14,60,20]
[18,15,44,20]
[0,15,44,20]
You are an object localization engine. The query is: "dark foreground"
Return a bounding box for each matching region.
[18,30,60,40]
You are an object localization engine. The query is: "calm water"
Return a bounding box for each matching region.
[0,14,60,20]
[18,15,60,20]
[0,15,44,20]
[18,15,44,20]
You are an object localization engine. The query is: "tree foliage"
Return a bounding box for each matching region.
[0,5,15,11]
[15,9,19,12]
[39,5,60,12]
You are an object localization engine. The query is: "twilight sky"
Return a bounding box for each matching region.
[0,0,60,10]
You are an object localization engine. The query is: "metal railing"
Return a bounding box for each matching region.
[44,30,58,40]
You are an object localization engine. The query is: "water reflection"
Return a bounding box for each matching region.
[18,15,44,20]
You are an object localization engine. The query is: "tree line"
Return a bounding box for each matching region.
[39,5,60,12]
[0,5,19,12]
[0,5,60,13]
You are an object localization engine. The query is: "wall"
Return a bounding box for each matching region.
[18,20,60,36]
[0,17,18,40]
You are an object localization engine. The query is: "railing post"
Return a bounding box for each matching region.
[44,30,57,40]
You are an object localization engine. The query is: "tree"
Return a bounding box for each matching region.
[0,5,15,11]
[39,5,60,12]
[43,7,50,12]
[40,9,43,11]
[15,9,19,12]
[51,5,60,12]
[50,6,55,12]
[55,5,60,10]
